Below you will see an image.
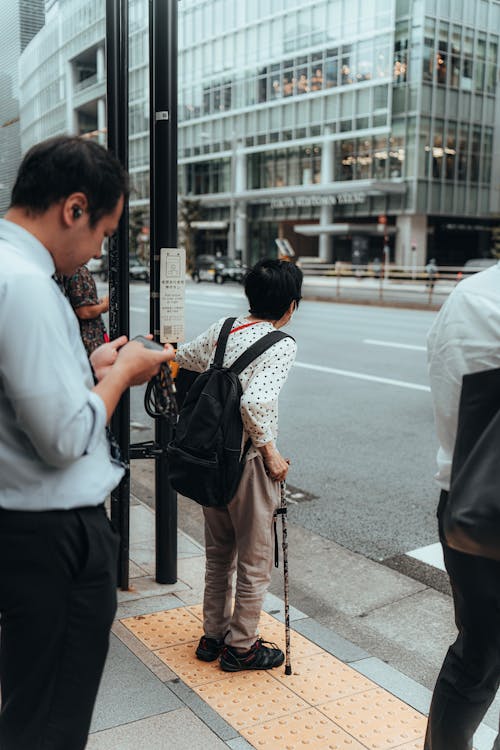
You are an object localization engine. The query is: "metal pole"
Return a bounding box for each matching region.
[150,0,178,583]
[228,135,236,258]
[280,481,292,675]
[106,0,130,591]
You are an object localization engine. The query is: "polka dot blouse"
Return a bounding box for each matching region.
[176,316,297,455]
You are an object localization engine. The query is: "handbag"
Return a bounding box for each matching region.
[443,367,500,560]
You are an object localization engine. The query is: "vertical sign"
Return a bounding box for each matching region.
[160,247,185,343]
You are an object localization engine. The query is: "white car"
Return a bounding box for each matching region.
[86,257,104,273]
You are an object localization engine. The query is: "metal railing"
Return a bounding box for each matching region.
[299,261,472,308]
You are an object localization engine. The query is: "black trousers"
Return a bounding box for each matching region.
[424,491,500,750]
[0,505,119,750]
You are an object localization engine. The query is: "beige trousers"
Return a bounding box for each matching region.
[202,455,280,650]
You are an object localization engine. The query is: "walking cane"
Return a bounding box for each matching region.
[277,480,292,675]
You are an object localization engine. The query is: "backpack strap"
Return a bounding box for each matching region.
[229,331,292,375]
[213,317,237,368]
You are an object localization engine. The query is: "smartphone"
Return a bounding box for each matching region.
[132,335,165,352]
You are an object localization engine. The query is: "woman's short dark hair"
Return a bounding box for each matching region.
[244,258,303,320]
[10,135,129,227]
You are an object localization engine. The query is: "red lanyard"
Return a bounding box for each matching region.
[230,321,262,334]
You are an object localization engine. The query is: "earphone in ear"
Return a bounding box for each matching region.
[72,206,83,219]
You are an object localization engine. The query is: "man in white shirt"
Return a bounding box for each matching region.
[426,262,500,749]
[0,136,174,750]
[176,259,302,671]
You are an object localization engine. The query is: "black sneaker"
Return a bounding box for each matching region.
[220,638,284,672]
[195,635,225,662]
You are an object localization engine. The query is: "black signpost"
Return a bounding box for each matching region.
[106,0,130,591]
[148,0,178,584]
[105,0,178,589]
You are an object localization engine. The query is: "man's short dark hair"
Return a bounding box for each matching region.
[10,135,129,227]
[244,258,303,320]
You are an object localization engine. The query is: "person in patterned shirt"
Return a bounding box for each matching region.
[64,264,109,356]
[175,258,302,672]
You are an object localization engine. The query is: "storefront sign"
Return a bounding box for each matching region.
[270,192,367,209]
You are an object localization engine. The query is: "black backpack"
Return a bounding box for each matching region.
[167,317,290,507]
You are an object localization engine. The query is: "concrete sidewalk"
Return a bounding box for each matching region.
[87,496,497,750]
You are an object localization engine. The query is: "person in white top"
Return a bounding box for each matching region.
[176,259,302,671]
[426,262,500,750]
[0,136,174,750]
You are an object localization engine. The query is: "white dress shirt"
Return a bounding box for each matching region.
[176,316,297,458]
[0,219,124,510]
[427,262,500,491]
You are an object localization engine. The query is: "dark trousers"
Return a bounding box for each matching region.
[424,491,500,750]
[0,505,119,750]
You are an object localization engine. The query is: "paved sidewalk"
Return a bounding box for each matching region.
[87,497,497,750]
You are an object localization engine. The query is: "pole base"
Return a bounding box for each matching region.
[285,665,292,675]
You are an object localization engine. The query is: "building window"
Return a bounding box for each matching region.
[394,38,408,83]
[373,136,388,178]
[389,135,404,177]
[423,36,434,81]
[487,40,498,93]
[436,30,448,85]
[457,125,469,181]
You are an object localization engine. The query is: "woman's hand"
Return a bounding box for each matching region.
[258,442,290,482]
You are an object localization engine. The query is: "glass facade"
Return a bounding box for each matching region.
[178,0,500,265]
[0,0,44,215]
[15,0,500,264]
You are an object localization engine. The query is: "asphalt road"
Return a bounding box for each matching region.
[102,278,441,566]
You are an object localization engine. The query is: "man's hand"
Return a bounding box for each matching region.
[90,335,128,381]
[258,442,290,482]
[92,336,176,422]
[113,339,175,387]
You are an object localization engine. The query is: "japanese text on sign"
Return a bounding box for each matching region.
[160,247,185,343]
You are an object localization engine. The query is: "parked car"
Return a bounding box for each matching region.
[86,255,105,274]
[86,253,108,281]
[129,255,150,282]
[191,254,246,284]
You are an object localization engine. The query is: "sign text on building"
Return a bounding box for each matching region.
[270,192,367,209]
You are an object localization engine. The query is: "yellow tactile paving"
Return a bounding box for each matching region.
[186,603,204,620]
[121,607,202,650]
[155,642,233,686]
[319,688,426,750]
[242,708,368,749]
[194,672,309,729]
[253,617,323,659]
[120,605,427,750]
[273,652,375,704]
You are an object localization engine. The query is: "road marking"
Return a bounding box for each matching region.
[130,306,147,313]
[364,339,426,351]
[186,289,243,299]
[407,542,445,571]
[294,361,430,391]
[184,299,238,309]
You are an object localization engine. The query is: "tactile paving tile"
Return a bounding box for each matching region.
[241,707,368,750]
[186,603,204,620]
[120,604,429,750]
[273,651,375,705]
[121,608,202,650]
[155,642,233,686]
[319,687,426,750]
[255,618,324,659]
[194,672,309,729]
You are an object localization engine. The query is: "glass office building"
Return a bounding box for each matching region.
[0,0,44,214]
[17,0,500,266]
[18,0,146,211]
[179,0,500,266]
